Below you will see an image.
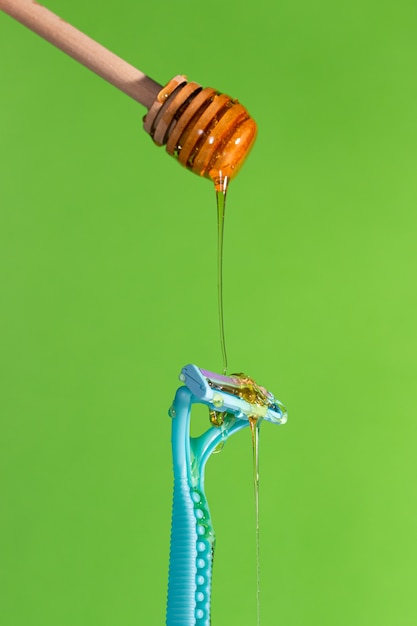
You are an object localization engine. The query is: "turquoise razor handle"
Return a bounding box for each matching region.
[166,364,287,626]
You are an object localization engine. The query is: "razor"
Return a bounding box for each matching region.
[166,364,287,625]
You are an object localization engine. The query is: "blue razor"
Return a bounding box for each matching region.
[166,364,287,626]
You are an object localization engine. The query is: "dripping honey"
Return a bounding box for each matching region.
[216,183,228,374]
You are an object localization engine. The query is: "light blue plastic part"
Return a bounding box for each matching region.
[166,364,287,626]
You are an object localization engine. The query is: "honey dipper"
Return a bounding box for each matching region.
[0,0,257,191]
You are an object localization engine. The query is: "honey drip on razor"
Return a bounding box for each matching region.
[237,377,266,626]
[208,373,270,625]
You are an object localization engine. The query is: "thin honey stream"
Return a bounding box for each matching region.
[216,185,228,375]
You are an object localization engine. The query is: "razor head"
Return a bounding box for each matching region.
[179,364,287,425]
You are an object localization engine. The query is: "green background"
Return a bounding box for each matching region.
[1,1,417,624]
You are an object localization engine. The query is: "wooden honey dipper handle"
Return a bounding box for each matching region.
[0,0,162,108]
[1,0,257,187]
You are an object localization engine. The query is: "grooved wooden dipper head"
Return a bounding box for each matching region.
[143,75,257,191]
